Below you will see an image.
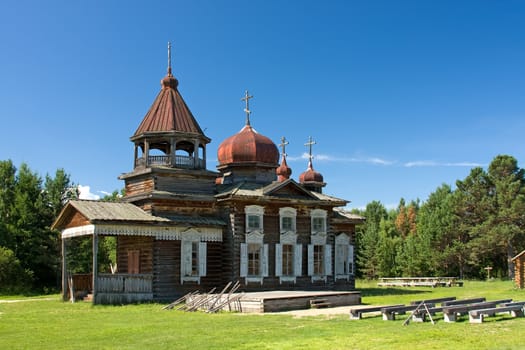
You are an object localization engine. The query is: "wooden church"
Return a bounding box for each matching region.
[52,46,364,304]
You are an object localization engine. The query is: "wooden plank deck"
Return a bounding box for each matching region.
[216,290,362,313]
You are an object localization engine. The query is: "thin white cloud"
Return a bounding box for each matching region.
[287,152,394,165]
[99,190,112,196]
[78,185,100,200]
[404,161,485,168]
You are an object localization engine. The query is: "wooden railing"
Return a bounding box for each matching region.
[95,273,153,304]
[97,273,153,293]
[134,155,204,169]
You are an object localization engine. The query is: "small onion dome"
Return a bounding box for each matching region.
[276,155,292,182]
[299,160,324,183]
[161,72,178,90]
[217,124,279,165]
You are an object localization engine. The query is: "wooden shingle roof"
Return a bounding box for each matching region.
[52,200,169,230]
[132,73,207,139]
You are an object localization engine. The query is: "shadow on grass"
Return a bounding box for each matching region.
[359,287,431,298]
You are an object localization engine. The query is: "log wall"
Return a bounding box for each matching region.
[117,236,153,274]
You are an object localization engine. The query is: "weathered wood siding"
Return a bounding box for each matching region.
[117,236,153,274]
[65,211,90,228]
[152,239,224,302]
[125,177,154,197]
[155,172,216,195]
[219,201,357,292]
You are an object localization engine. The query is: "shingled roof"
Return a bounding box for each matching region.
[132,71,207,138]
[52,200,169,230]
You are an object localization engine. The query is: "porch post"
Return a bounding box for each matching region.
[92,233,99,304]
[61,236,68,301]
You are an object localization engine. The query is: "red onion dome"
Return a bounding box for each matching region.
[217,124,279,165]
[299,160,324,183]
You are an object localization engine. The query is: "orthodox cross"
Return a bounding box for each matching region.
[305,136,316,161]
[241,90,253,126]
[279,136,289,157]
[167,41,172,75]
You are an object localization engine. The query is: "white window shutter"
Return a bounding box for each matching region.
[325,244,332,276]
[262,244,269,277]
[240,243,248,277]
[307,244,314,276]
[199,242,207,276]
[181,241,192,277]
[349,244,354,275]
[294,244,302,277]
[275,243,282,277]
[335,245,342,275]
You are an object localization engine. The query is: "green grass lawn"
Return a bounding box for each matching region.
[1,280,524,350]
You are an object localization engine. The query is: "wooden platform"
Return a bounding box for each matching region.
[218,290,362,313]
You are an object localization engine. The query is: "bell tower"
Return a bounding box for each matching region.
[120,43,217,215]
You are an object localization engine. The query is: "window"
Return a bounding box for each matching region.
[240,231,268,284]
[312,217,325,232]
[248,243,261,276]
[279,207,297,233]
[248,215,261,230]
[307,243,332,282]
[313,245,324,275]
[282,217,293,231]
[310,209,327,234]
[181,240,207,284]
[245,205,264,232]
[335,234,354,279]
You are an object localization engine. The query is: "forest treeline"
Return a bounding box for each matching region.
[352,154,525,280]
[0,160,120,293]
[1,154,524,293]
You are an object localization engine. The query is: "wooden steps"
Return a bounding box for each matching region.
[310,298,331,309]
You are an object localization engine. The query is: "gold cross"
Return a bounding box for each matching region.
[241,90,253,126]
[305,136,316,161]
[279,136,289,157]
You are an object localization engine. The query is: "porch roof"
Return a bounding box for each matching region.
[52,200,170,230]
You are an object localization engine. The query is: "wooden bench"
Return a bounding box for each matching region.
[349,304,404,320]
[410,297,456,305]
[441,297,486,306]
[469,304,524,323]
[442,299,512,322]
[381,303,435,321]
[378,277,463,288]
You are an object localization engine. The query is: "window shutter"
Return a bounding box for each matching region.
[348,244,354,275]
[307,244,314,276]
[275,244,282,277]
[262,244,269,277]
[337,244,347,275]
[199,242,207,276]
[240,243,248,277]
[325,244,332,276]
[294,244,302,277]
[181,241,192,277]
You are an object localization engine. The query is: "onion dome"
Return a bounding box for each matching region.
[299,160,324,183]
[299,136,326,193]
[276,154,292,182]
[217,124,279,165]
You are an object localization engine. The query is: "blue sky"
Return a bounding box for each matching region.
[1,0,524,210]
